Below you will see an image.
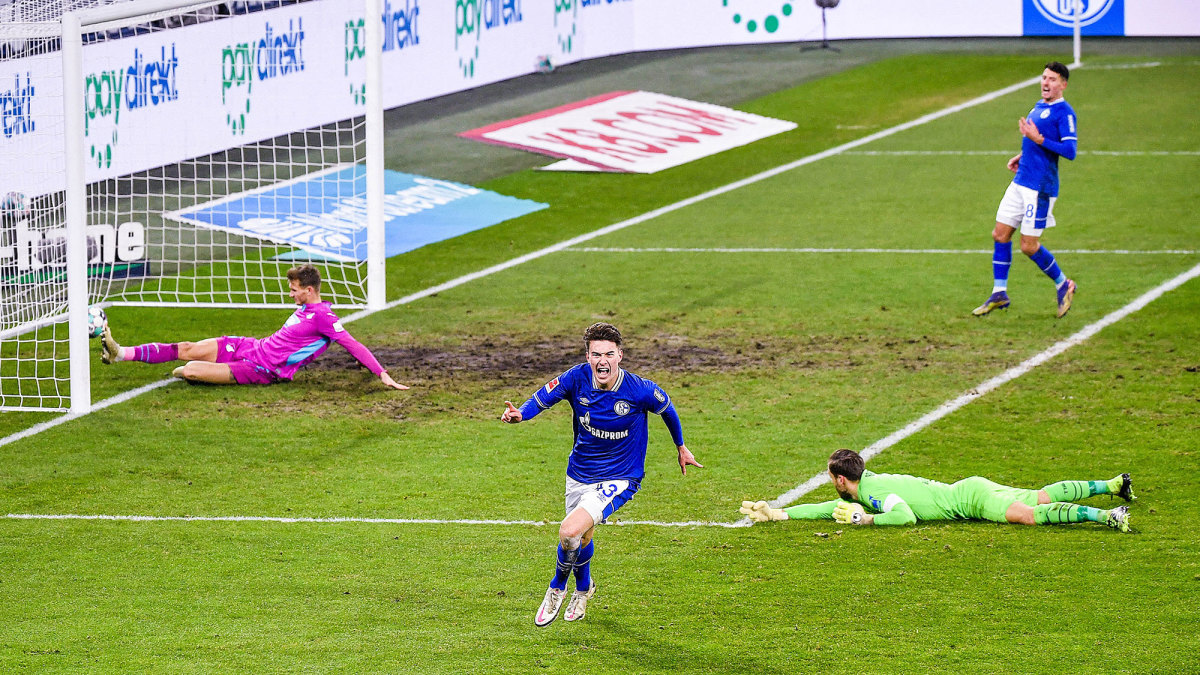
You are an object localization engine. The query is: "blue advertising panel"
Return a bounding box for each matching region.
[1024,0,1124,36]
[165,166,547,262]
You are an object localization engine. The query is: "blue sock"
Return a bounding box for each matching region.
[573,541,594,592]
[1028,246,1067,287]
[992,241,1012,293]
[551,544,577,591]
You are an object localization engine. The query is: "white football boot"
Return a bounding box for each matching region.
[534,587,567,627]
[563,583,596,622]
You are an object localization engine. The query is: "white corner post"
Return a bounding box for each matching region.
[365,0,386,310]
[1072,0,1082,67]
[62,11,90,415]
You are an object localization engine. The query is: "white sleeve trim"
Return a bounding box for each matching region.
[881,494,905,513]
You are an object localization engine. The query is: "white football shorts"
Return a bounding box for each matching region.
[996,182,1057,237]
[564,476,639,526]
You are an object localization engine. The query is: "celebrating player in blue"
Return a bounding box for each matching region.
[974,61,1079,319]
[501,322,702,627]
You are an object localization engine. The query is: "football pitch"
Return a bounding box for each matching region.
[3,41,1199,672]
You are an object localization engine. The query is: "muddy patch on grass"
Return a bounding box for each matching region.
[306,334,769,385]
[305,331,962,386]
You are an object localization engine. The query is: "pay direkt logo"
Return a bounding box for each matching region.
[345,0,419,106]
[84,45,179,169]
[722,0,795,34]
[455,0,523,79]
[221,18,305,135]
[2,72,35,139]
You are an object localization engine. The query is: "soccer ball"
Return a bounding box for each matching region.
[1,191,30,226]
[86,306,107,339]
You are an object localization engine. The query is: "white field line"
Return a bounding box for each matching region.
[565,247,1199,255]
[0,71,1045,448]
[1088,62,1162,69]
[768,260,1200,511]
[0,512,746,528]
[844,150,1200,156]
[9,260,1199,530]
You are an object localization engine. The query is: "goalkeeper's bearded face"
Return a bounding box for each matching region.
[829,470,855,501]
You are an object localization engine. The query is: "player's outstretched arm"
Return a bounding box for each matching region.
[501,400,523,424]
[677,445,702,476]
[379,371,409,390]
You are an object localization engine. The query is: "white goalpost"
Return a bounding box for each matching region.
[1,0,385,413]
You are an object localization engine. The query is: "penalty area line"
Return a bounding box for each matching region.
[768,261,1200,510]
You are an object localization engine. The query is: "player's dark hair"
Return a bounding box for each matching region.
[1045,61,1069,81]
[584,322,622,349]
[828,448,865,481]
[287,264,322,290]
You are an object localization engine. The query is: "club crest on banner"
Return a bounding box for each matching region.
[1022,0,1124,35]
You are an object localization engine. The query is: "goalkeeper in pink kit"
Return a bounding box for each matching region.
[100,264,407,390]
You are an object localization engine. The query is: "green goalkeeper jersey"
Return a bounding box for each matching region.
[784,470,964,526]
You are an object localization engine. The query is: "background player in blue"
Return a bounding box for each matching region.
[974,61,1079,319]
[501,322,702,627]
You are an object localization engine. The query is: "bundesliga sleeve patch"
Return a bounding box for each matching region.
[544,377,559,393]
[332,321,345,333]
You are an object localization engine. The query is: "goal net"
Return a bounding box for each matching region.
[1,0,385,412]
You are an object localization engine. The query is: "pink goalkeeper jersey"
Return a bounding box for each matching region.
[250,302,384,381]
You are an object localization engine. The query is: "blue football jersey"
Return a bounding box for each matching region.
[1013,98,1077,197]
[528,364,673,484]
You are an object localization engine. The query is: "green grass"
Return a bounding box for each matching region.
[3,45,1200,672]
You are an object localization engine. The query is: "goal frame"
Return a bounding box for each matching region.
[19,0,386,414]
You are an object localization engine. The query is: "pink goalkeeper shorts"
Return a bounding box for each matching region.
[215,336,279,385]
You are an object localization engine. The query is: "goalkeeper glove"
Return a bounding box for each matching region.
[833,500,866,525]
[739,500,787,523]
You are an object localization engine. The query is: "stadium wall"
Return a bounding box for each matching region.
[2,0,1198,199]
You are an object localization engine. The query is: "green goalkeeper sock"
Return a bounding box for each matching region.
[1034,503,1106,525]
[1042,480,1110,502]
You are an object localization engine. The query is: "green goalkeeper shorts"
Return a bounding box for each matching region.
[950,476,1039,523]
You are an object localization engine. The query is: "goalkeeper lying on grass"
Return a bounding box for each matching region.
[741,449,1135,532]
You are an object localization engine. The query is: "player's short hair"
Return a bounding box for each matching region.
[828,448,865,481]
[584,322,622,350]
[287,264,322,290]
[1045,61,1069,81]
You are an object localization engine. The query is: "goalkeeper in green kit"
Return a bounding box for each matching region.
[741,449,1134,532]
